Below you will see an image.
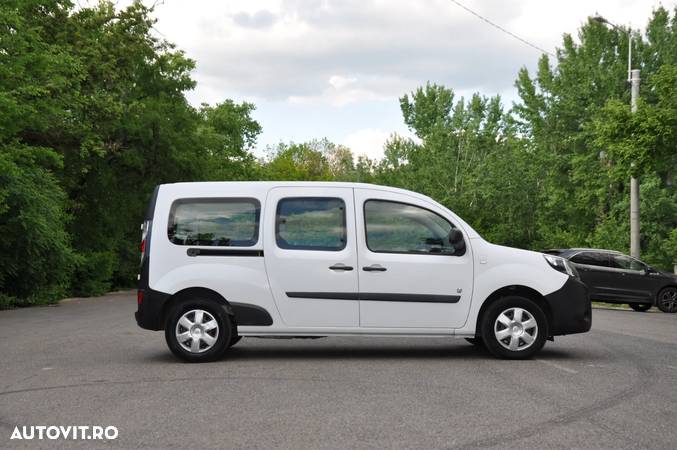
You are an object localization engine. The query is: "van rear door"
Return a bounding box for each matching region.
[264,187,359,327]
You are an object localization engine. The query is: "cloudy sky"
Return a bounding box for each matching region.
[118,0,674,159]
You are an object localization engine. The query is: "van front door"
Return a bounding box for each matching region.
[264,187,359,327]
[354,189,473,329]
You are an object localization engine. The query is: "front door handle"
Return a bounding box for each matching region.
[329,263,354,271]
[363,264,387,272]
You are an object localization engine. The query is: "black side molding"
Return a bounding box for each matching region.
[231,302,273,326]
[287,292,359,300]
[285,292,460,303]
[360,293,460,303]
[187,248,264,257]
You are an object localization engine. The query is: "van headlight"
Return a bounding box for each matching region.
[543,254,575,277]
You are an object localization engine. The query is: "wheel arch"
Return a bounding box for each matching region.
[161,287,234,328]
[657,284,677,298]
[656,284,677,311]
[474,285,553,337]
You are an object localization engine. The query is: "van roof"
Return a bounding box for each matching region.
[161,181,437,204]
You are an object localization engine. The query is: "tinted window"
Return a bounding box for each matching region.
[276,197,346,251]
[168,198,260,246]
[570,252,609,267]
[610,254,645,271]
[364,200,456,255]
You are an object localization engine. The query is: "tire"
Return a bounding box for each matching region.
[480,296,547,360]
[657,287,677,313]
[165,298,232,362]
[229,335,242,348]
[465,337,483,346]
[629,303,652,312]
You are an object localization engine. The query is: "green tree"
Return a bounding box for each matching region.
[0,147,74,307]
[513,7,677,268]
[0,0,263,305]
[263,138,358,181]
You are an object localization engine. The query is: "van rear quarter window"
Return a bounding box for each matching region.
[168,198,260,246]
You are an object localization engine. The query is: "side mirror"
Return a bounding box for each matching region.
[449,228,463,244]
[448,229,466,256]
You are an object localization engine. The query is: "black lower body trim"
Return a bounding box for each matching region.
[136,289,274,330]
[544,277,592,336]
[285,292,460,303]
[136,287,171,331]
[231,302,273,326]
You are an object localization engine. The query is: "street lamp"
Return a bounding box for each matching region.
[591,14,641,259]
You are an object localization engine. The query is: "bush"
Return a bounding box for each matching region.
[0,147,74,308]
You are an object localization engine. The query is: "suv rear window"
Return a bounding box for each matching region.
[168,198,260,246]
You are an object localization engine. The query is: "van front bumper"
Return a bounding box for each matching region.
[545,276,592,336]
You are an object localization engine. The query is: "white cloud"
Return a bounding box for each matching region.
[120,0,674,106]
[289,73,413,106]
[343,128,393,161]
[114,0,675,152]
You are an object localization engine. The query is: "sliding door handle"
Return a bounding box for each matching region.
[329,263,354,271]
[363,264,387,272]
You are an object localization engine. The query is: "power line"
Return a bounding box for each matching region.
[448,0,556,58]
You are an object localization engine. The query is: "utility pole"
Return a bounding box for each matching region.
[591,14,640,258]
[629,69,640,258]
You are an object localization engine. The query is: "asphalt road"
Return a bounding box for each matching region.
[1,292,676,449]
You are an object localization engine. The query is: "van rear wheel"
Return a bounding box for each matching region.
[481,296,547,359]
[165,299,231,362]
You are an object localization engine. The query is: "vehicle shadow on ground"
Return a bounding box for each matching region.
[142,341,596,364]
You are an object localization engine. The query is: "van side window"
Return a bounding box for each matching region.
[276,197,346,251]
[168,198,260,246]
[364,200,456,255]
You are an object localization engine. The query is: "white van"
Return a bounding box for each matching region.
[136,182,590,362]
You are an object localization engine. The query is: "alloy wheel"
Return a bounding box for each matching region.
[658,288,677,313]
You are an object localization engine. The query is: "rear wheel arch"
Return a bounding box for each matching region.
[162,287,234,328]
[475,285,552,337]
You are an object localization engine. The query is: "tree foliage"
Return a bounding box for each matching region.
[0,0,261,306]
[1,2,675,308]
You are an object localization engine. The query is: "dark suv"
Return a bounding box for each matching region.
[545,248,677,313]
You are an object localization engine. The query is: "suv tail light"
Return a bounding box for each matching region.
[137,290,144,306]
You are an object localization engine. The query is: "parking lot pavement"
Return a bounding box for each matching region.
[1,292,676,449]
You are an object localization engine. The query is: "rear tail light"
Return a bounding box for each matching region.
[137,290,144,306]
[140,220,150,263]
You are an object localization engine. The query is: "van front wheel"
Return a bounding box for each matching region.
[165,299,232,362]
[481,296,547,359]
